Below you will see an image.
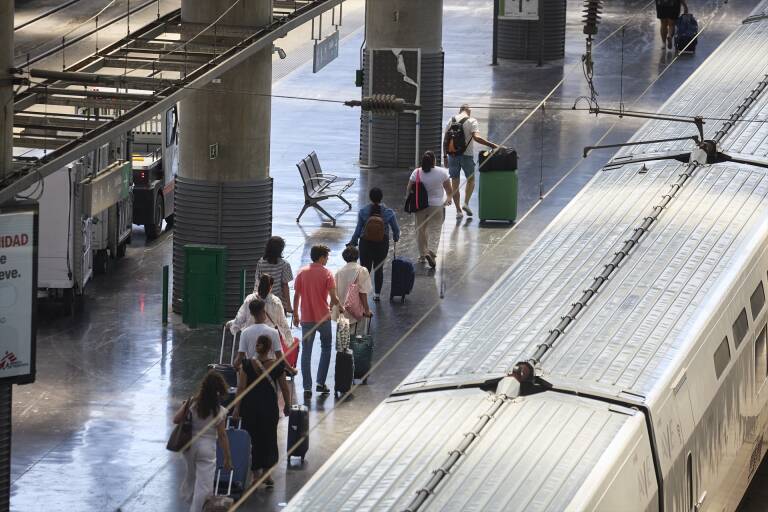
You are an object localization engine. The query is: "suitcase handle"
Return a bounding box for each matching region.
[220,326,240,365]
[225,416,243,430]
[214,468,234,497]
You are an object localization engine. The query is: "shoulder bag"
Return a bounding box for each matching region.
[166,396,194,452]
[343,268,366,320]
[405,170,429,213]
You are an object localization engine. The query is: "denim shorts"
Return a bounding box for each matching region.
[448,154,476,179]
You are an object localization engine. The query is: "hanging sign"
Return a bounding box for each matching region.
[0,205,38,385]
[313,30,340,73]
[500,0,540,20]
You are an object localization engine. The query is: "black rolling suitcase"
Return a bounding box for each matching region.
[351,318,374,384]
[334,319,354,397]
[208,326,239,407]
[287,405,309,464]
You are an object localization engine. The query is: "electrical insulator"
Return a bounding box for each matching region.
[582,0,602,36]
[344,94,419,114]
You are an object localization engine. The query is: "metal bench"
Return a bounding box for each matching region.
[296,151,355,226]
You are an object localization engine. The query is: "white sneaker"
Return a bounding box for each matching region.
[456,211,464,219]
[373,293,381,302]
[462,205,474,216]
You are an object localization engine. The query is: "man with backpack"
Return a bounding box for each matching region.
[348,187,400,301]
[443,104,498,219]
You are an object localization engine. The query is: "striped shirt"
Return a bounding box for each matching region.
[254,257,294,303]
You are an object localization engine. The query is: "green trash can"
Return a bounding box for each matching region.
[478,148,518,224]
[183,244,226,327]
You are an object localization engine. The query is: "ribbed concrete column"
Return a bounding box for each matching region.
[173,0,273,316]
[496,0,566,62]
[1,0,12,182]
[359,0,444,169]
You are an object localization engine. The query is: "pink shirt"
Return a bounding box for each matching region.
[294,263,335,323]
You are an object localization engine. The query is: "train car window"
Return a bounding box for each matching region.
[165,106,177,148]
[757,326,767,384]
[714,336,731,379]
[733,308,749,348]
[752,282,766,320]
[686,452,694,511]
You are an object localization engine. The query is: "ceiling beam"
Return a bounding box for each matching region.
[14,115,106,131]
[29,69,179,91]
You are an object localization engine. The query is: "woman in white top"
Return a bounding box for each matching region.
[255,274,293,347]
[406,150,453,268]
[333,246,373,331]
[174,371,232,512]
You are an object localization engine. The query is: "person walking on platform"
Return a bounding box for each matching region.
[442,104,497,218]
[334,246,373,330]
[348,187,400,301]
[232,335,292,487]
[656,0,688,49]
[175,371,232,512]
[234,299,281,368]
[255,236,294,313]
[292,245,344,397]
[406,151,453,268]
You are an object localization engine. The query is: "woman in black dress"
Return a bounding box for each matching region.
[233,335,292,487]
[656,0,688,50]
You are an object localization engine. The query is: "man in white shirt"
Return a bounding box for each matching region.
[334,246,373,332]
[235,299,281,368]
[443,104,498,219]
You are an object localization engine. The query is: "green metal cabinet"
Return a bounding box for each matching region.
[183,244,226,327]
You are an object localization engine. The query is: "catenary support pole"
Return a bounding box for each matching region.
[492,0,499,65]
[173,0,273,317]
[1,1,14,506]
[1,0,13,183]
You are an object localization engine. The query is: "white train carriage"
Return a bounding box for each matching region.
[287,3,768,511]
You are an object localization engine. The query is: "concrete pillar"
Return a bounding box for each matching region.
[496,0,567,62]
[1,0,12,182]
[173,0,273,316]
[359,0,444,169]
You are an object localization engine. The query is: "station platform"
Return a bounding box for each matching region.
[9,0,765,510]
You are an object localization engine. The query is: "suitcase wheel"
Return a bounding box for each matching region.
[363,377,368,385]
[401,296,406,303]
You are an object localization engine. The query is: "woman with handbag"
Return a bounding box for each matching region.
[333,246,373,334]
[405,151,453,268]
[173,371,233,512]
[232,335,292,487]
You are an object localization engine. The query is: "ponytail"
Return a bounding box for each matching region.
[421,150,435,173]
[257,273,274,299]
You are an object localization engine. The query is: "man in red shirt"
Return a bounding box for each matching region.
[293,245,344,397]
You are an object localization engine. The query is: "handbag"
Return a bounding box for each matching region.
[166,397,194,452]
[337,316,351,352]
[343,268,366,320]
[265,308,299,367]
[405,169,429,213]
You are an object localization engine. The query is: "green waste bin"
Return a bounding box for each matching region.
[183,244,226,327]
[478,148,518,224]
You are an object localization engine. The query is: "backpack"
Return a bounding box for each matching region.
[444,116,470,155]
[362,205,386,242]
[404,170,429,213]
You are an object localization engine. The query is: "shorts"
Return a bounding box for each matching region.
[447,154,476,179]
[656,0,681,19]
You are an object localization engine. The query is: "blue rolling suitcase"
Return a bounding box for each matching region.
[390,247,415,302]
[675,13,698,53]
[216,418,251,498]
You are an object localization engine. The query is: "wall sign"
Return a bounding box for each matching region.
[0,205,37,385]
[500,0,540,20]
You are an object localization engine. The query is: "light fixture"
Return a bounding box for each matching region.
[273,45,286,59]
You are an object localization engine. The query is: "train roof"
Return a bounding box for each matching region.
[396,13,768,402]
[285,388,644,512]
